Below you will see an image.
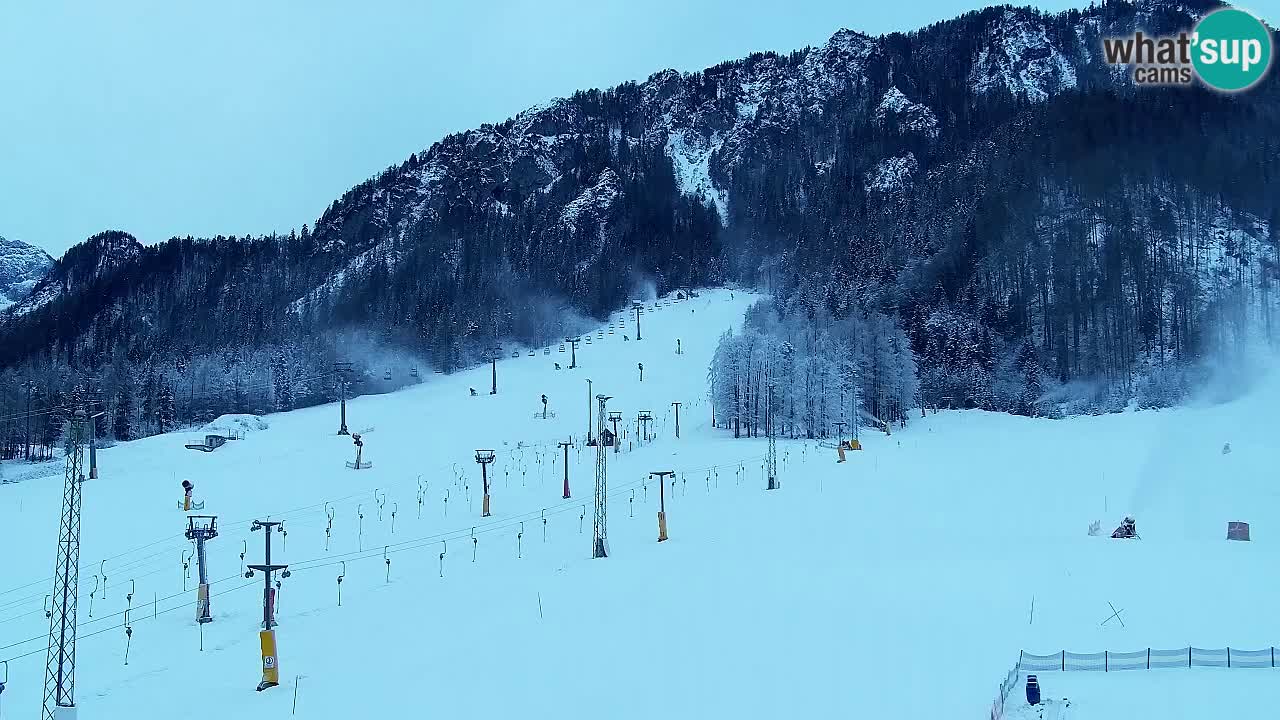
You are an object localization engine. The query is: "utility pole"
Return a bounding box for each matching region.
[853,382,861,444]
[633,301,644,341]
[86,380,101,480]
[565,337,581,369]
[475,450,496,517]
[24,383,36,461]
[586,379,593,445]
[246,520,289,691]
[651,471,674,542]
[767,380,778,490]
[488,346,502,395]
[185,516,219,623]
[558,440,573,499]
[42,401,88,720]
[671,402,682,439]
[593,395,612,558]
[334,362,352,435]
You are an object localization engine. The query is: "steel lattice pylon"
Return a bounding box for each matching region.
[44,409,87,719]
[592,394,611,558]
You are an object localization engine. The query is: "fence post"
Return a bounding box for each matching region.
[1227,647,1231,668]
[1188,647,1192,668]
[1018,649,1023,669]
[1105,651,1108,672]
[1147,648,1150,670]
[1061,650,1065,671]
[1272,647,1275,668]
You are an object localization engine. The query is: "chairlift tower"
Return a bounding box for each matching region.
[475,450,496,517]
[42,403,92,720]
[638,410,653,442]
[608,412,623,454]
[651,470,675,541]
[593,395,612,558]
[334,362,353,435]
[671,402,682,439]
[632,302,644,341]
[488,347,502,395]
[558,440,574,498]
[565,337,581,369]
[185,516,219,623]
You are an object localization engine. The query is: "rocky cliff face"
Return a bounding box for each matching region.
[0,236,53,312]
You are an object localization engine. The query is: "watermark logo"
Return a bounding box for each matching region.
[1102,8,1272,92]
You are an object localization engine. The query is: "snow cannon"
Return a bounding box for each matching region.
[181,479,199,512]
[1111,516,1137,539]
[1025,675,1040,705]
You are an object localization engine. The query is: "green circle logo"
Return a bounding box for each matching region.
[1192,8,1272,92]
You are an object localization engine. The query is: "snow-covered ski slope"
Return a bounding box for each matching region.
[2,288,1279,719]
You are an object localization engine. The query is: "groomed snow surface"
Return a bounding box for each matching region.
[2,288,1279,719]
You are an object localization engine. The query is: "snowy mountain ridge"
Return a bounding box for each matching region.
[0,0,1262,422]
[4,230,141,317]
[0,236,53,312]
[300,2,1222,314]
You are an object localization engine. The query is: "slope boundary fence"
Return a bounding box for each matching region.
[1020,646,1280,671]
[991,646,1280,718]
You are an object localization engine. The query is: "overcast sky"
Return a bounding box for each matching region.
[2,0,1276,256]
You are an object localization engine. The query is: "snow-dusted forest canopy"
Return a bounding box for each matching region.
[709,298,918,438]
